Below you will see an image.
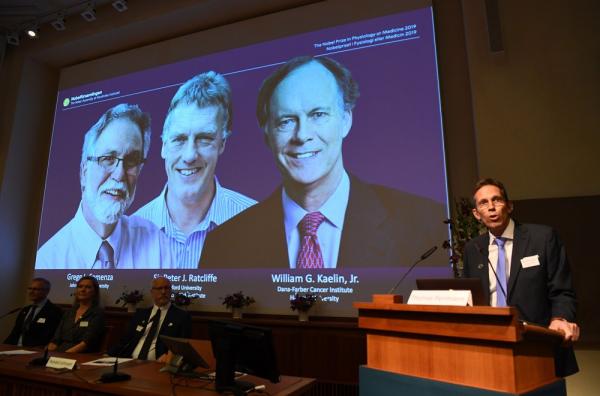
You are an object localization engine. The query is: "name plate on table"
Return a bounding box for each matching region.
[407,290,473,306]
[46,356,77,370]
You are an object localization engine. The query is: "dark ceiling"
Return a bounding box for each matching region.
[0,0,114,35]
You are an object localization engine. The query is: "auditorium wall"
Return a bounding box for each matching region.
[1,0,597,342]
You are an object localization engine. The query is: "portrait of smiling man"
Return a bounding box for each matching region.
[201,56,445,269]
[36,103,171,269]
[135,71,256,268]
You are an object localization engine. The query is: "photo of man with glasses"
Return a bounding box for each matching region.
[36,103,171,269]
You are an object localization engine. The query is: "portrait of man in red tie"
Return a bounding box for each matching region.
[200,56,446,269]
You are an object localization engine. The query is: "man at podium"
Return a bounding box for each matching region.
[464,178,579,377]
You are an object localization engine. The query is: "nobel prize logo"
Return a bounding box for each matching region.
[63,98,70,107]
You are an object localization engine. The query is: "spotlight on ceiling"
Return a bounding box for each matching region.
[26,25,39,39]
[6,32,20,46]
[51,16,66,31]
[112,0,128,12]
[81,4,97,22]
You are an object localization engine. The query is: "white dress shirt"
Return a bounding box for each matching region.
[35,204,171,269]
[135,177,256,269]
[131,303,171,361]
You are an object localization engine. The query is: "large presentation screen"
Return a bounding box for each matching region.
[35,4,451,316]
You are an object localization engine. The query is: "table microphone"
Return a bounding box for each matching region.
[100,332,139,383]
[388,246,438,294]
[29,347,49,366]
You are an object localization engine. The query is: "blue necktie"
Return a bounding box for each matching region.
[495,237,508,306]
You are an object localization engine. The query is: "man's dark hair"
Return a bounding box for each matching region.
[473,178,510,203]
[32,277,51,291]
[256,55,360,129]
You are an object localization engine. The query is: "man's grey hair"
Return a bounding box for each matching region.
[32,277,51,291]
[80,103,151,171]
[163,71,233,141]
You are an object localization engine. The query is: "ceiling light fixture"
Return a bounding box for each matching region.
[80,3,97,22]
[26,25,39,39]
[112,0,128,13]
[6,32,20,46]
[50,15,66,31]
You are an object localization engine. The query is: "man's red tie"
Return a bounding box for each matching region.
[296,212,326,269]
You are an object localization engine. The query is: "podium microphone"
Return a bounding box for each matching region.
[388,246,438,294]
[29,348,50,366]
[0,307,22,320]
[474,242,507,301]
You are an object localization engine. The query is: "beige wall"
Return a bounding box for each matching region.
[461,0,600,200]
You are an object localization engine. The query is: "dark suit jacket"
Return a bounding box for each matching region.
[463,222,578,376]
[4,300,63,347]
[201,176,446,268]
[108,305,192,359]
[51,304,105,352]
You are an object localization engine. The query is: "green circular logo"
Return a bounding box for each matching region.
[63,98,70,107]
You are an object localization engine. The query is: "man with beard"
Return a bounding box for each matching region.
[135,71,256,268]
[36,103,171,269]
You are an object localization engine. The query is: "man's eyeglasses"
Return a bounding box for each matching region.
[87,155,144,175]
[152,286,172,291]
[28,287,47,291]
[476,196,506,210]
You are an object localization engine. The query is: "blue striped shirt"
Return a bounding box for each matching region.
[134,178,256,269]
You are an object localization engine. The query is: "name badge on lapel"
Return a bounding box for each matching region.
[521,255,540,268]
[37,317,46,324]
[79,321,89,327]
[136,325,144,332]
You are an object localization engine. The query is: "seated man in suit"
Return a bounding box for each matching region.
[201,56,445,268]
[463,178,579,376]
[108,277,192,361]
[4,278,63,347]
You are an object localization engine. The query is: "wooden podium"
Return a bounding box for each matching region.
[354,299,565,395]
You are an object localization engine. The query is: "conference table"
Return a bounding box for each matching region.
[0,344,315,396]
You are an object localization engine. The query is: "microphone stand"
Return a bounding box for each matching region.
[372,246,438,304]
[99,320,143,383]
[29,347,50,366]
[100,356,131,383]
[474,243,507,301]
[388,246,438,295]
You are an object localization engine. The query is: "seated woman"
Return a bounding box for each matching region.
[48,275,105,353]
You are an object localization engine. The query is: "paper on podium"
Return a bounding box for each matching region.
[407,290,473,306]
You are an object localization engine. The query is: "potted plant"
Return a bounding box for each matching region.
[290,293,317,321]
[222,291,255,319]
[443,197,486,277]
[115,288,144,312]
[171,292,198,309]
